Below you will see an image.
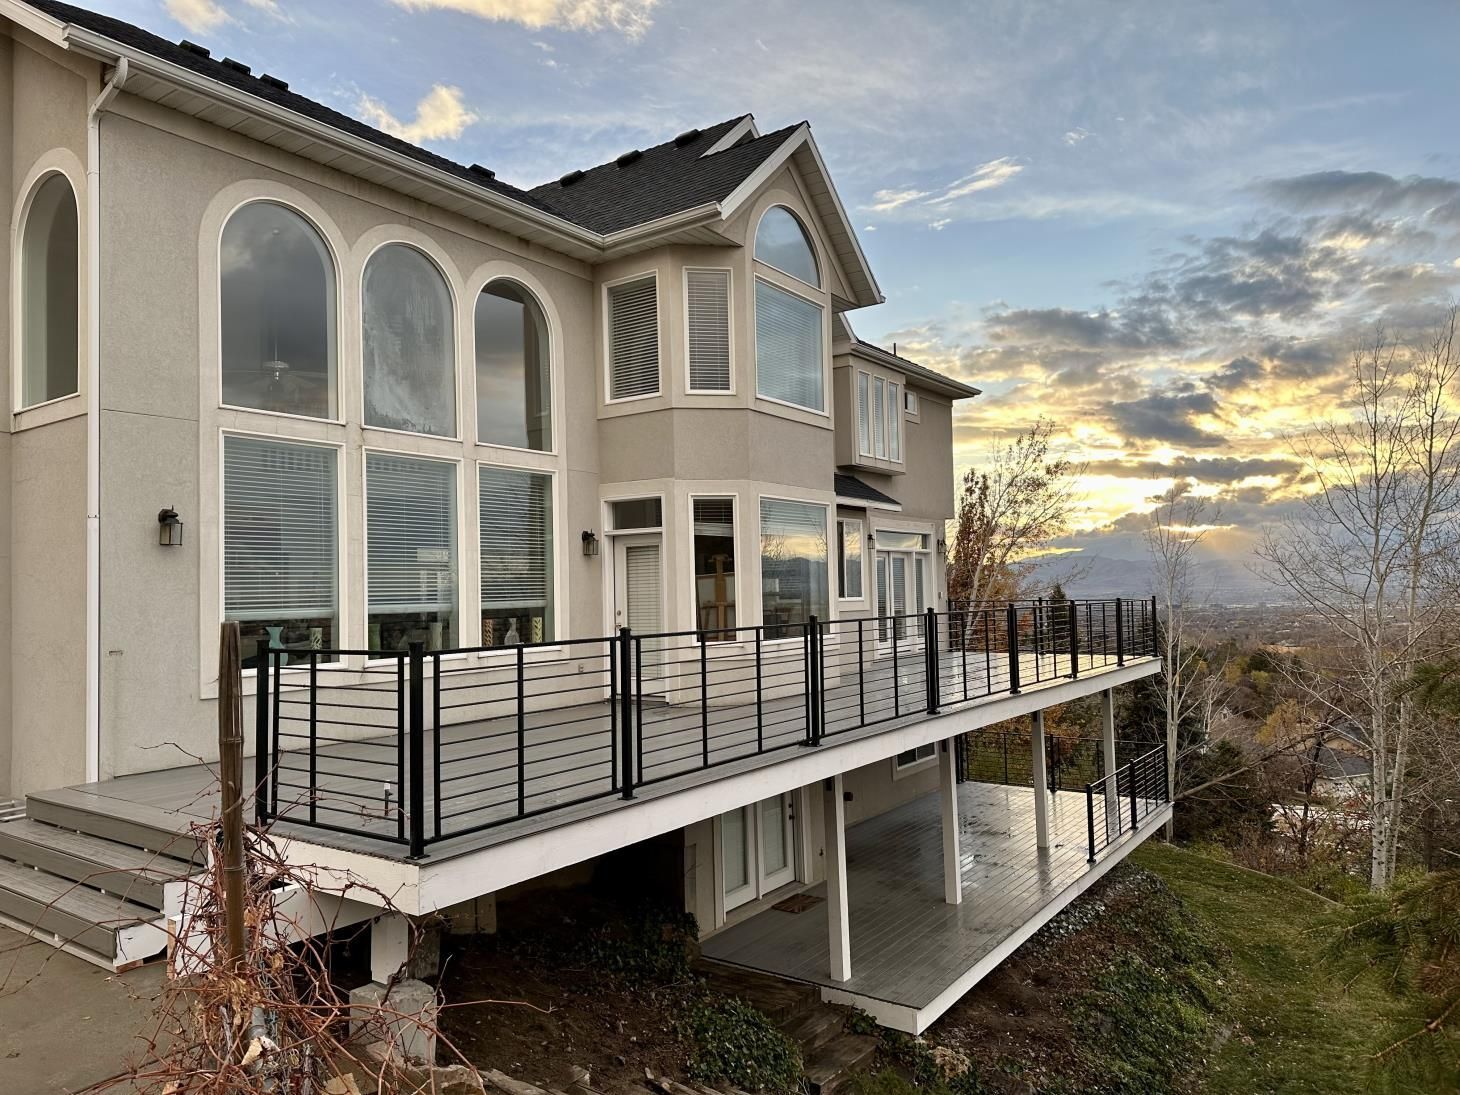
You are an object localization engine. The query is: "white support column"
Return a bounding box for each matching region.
[1101,688,1118,784]
[370,911,411,983]
[939,738,963,904]
[823,773,851,982]
[1030,710,1050,849]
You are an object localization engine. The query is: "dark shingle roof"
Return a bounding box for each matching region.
[528,118,803,234]
[834,473,900,509]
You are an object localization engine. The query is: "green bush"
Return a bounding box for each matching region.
[680,994,803,1094]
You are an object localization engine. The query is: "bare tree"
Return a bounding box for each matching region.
[948,417,1081,605]
[1145,481,1222,838]
[1258,310,1460,889]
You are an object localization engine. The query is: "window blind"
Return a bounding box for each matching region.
[479,466,554,627]
[693,496,735,536]
[608,276,659,399]
[856,371,871,455]
[889,381,902,462]
[755,280,823,412]
[872,376,886,458]
[365,453,457,614]
[224,436,338,622]
[686,269,731,391]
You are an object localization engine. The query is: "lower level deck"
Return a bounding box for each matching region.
[701,780,1170,1033]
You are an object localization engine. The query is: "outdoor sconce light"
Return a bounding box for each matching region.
[157,507,184,547]
[581,529,600,557]
[937,538,948,556]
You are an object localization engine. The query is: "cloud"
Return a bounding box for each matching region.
[357,85,479,143]
[392,0,659,38]
[1082,455,1302,483]
[869,187,931,213]
[1259,170,1460,215]
[931,157,1024,204]
[1063,127,1091,145]
[166,0,233,33]
[1102,390,1227,448]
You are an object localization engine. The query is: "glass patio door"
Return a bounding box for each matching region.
[722,793,796,911]
[875,550,926,647]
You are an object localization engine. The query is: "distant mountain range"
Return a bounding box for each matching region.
[1022,553,1287,605]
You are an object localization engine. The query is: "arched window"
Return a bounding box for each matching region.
[19,173,79,408]
[754,206,820,288]
[475,280,551,451]
[362,244,455,437]
[220,201,337,418]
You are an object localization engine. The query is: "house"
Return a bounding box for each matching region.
[0,0,1169,1035]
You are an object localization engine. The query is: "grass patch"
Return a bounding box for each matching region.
[1134,841,1401,1094]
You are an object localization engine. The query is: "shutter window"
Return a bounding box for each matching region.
[686,269,731,392]
[223,435,338,664]
[608,276,659,399]
[479,466,555,645]
[873,377,886,458]
[857,371,872,455]
[754,280,824,412]
[366,453,457,650]
[888,381,902,462]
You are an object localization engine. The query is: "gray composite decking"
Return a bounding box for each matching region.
[700,780,1161,1022]
[34,648,1150,864]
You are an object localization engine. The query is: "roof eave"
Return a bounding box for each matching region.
[847,341,981,399]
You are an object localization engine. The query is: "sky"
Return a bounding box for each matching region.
[85,0,1460,578]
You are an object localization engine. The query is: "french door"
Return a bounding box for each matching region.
[613,533,664,686]
[722,793,797,911]
[875,549,927,646]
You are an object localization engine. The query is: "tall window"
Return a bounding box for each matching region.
[366,453,457,651]
[754,206,820,288]
[856,372,871,455]
[222,435,338,668]
[837,518,863,599]
[856,371,902,462]
[686,269,731,392]
[479,466,554,646]
[888,380,902,462]
[220,201,336,418]
[607,275,659,400]
[476,280,551,451]
[760,498,828,637]
[693,497,736,639]
[363,244,455,437]
[19,173,79,408]
[755,280,824,412]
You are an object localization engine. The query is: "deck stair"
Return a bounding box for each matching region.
[699,964,879,1095]
[0,794,199,971]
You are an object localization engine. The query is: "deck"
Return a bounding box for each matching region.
[700,780,1171,1033]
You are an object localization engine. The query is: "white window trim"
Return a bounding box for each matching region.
[358,238,463,443]
[470,272,563,458]
[752,204,823,294]
[756,492,835,641]
[12,164,83,417]
[682,265,736,396]
[751,273,830,419]
[218,428,350,676]
[474,459,566,660]
[892,741,938,779]
[361,445,466,665]
[688,491,743,637]
[836,517,866,602]
[904,388,921,421]
[855,367,905,465]
[602,269,662,405]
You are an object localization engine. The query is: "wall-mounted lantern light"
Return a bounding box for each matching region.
[936,537,948,556]
[581,529,600,557]
[157,506,184,547]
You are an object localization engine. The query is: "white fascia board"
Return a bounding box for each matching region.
[1,0,68,42]
[793,132,884,306]
[600,202,724,254]
[53,25,607,258]
[835,495,901,512]
[700,115,760,157]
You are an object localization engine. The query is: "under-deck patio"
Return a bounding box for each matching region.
[701,780,1172,1033]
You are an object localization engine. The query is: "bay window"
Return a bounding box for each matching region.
[366,453,457,651]
[607,275,659,400]
[222,435,338,667]
[693,497,737,639]
[479,466,555,646]
[686,269,732,392]
[363,244,456,437]
[760,498,829,637]
[856,370,903,463]
[755,279,824,412]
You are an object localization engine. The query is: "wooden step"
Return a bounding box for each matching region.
[803,1032,879,1095]
[0,817,193,910]
[697,961,820,1022]
[25,788,204,864]
[0,857,169,970]
[782,1005,848,1054]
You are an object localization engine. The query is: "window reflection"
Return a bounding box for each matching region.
[363,244,456,437]
[476,281,552,451]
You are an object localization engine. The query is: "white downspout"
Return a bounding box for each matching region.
[84,56,127,784]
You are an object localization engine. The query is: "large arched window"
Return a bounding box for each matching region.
[362,244,456,437]
[220,201,337,418]
[475,280,552,451]
[19,173,80,408]
[754,206,820,288]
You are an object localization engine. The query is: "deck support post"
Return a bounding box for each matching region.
[823,772,851,982]
[1101,689,1117,782]
[939,738,962,904]
[370,911,412,983]
[1030,710,1050,850]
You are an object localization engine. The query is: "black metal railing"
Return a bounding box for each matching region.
[963,728,1155,793]
[1084,741,1170,862]
[252,596,1158,857]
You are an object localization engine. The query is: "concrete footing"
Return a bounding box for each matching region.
[348,977,438,1064]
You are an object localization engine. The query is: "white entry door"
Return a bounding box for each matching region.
[722,793,797,911]
[614,534,664,684]
[875,550,927,646]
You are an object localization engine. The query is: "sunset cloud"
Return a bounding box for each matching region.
[392,0,659,38]
[357,84,479,143]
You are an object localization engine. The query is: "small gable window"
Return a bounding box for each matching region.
[754,206,820,289]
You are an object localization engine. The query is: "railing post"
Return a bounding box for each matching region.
[924,607,939,714]
[1115,597,1125,667]
[433,652,442,841]
[755,627,764,752]
[1006,604,1021,694]
[1128,759,1138,831]
[1068,599,1079,680]
[1086,783,1097,862]
[700,630,710,766]
[806,616,822,746]
[856,618,865,727]
[254,642,271,826]
[618,627,635,799]
[407,641,426,859]
[516,643,527,817]
[1150,594,1159,657]
[308,651,318,825]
